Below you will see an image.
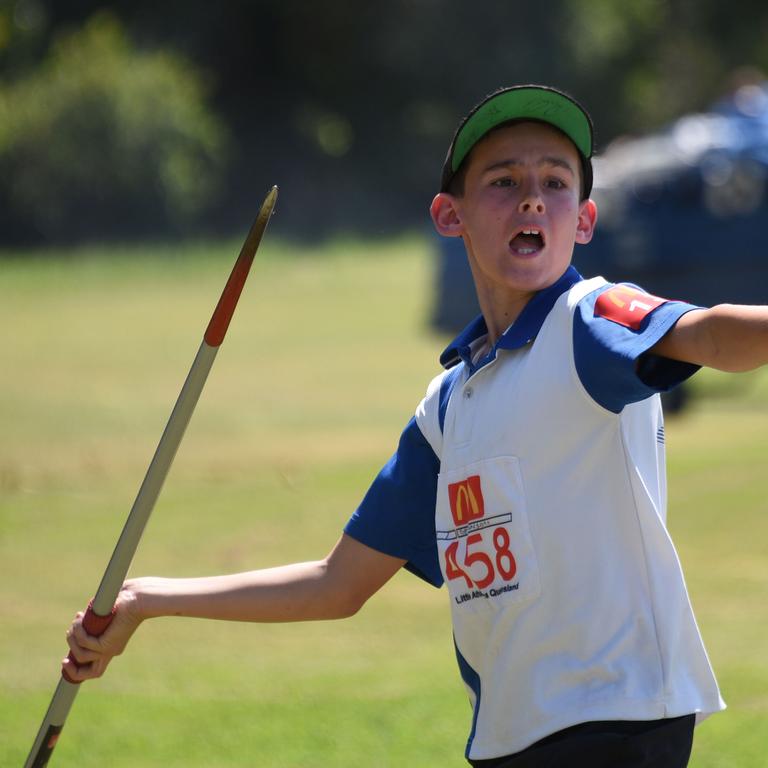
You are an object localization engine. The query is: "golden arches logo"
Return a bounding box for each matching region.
[448,475,485,526]
[595,285,668,331]
[454,484,479,521]
[608,290,628,308]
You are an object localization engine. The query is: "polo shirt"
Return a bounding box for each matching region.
[345,266,725,761]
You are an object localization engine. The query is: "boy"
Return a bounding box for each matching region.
[65,85,768,767]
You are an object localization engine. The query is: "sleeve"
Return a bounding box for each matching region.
[344,416,443,588]
[573,282,704,413]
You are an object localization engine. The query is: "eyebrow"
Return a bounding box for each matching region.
[482,156,576,176]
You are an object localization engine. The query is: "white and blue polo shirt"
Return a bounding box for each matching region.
[345,266,725,761]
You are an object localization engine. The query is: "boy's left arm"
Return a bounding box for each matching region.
[651,304,768,372]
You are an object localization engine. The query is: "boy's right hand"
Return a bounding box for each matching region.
[62,584,144,682]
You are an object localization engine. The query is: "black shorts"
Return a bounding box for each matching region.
[468,715,696,768]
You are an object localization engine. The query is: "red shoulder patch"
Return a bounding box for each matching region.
[594,285,668,330]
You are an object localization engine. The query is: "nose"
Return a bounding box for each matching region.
[518,182,545,215]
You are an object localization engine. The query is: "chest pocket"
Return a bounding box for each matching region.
[436,456,541,612]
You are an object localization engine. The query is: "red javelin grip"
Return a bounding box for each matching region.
[204,186,278,347]
[61,600,117,683]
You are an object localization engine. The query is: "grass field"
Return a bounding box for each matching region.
[1,236,767,767]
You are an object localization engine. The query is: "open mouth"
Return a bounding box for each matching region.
[509,228,545,255]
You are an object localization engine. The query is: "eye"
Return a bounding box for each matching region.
[491,177,515,188]
[545,177,569,190]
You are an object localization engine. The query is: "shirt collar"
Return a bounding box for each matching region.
[439,265,583,370]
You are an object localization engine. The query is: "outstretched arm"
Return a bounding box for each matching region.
[63,534,405,681]
[650,304,768,372]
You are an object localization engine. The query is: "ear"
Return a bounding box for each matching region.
[430,193,464,237]
[575,198,598,245]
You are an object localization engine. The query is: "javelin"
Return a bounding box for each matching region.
[24,186,278,768]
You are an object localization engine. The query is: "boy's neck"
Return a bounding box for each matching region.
[476,285,537,344]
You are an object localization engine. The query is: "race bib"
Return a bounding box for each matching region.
[436,457,541,611]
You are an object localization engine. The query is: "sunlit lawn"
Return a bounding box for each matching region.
[1,237,766,766]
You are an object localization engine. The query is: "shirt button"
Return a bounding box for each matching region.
[464,387,473,399]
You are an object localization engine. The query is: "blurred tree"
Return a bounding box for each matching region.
[2,0,768,242]
[562,0,768,140]
[0,11,227,242]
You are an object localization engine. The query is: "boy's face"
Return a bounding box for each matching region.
[432,121,597,313]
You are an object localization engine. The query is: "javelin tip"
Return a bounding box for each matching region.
[204,187,278,347]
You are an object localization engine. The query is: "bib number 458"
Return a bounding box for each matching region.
[445,527,517,589]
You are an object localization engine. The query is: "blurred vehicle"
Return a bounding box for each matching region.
[580,80,768,307]
[432,81,768,410]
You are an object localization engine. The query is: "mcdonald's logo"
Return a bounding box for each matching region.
[607,290,627,308]
[594,285,668,330]
[448,475,485,527]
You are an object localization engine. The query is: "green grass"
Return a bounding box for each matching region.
[1,238,767,766]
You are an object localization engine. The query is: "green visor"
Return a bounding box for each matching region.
[440,85,594,197]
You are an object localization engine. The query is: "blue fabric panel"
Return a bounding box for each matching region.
[439,365,464,434]
[344,417,443,587]
[454,637,482,759]
[573,284,702,413]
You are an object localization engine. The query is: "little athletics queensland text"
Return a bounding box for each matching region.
[455,582,520,605]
